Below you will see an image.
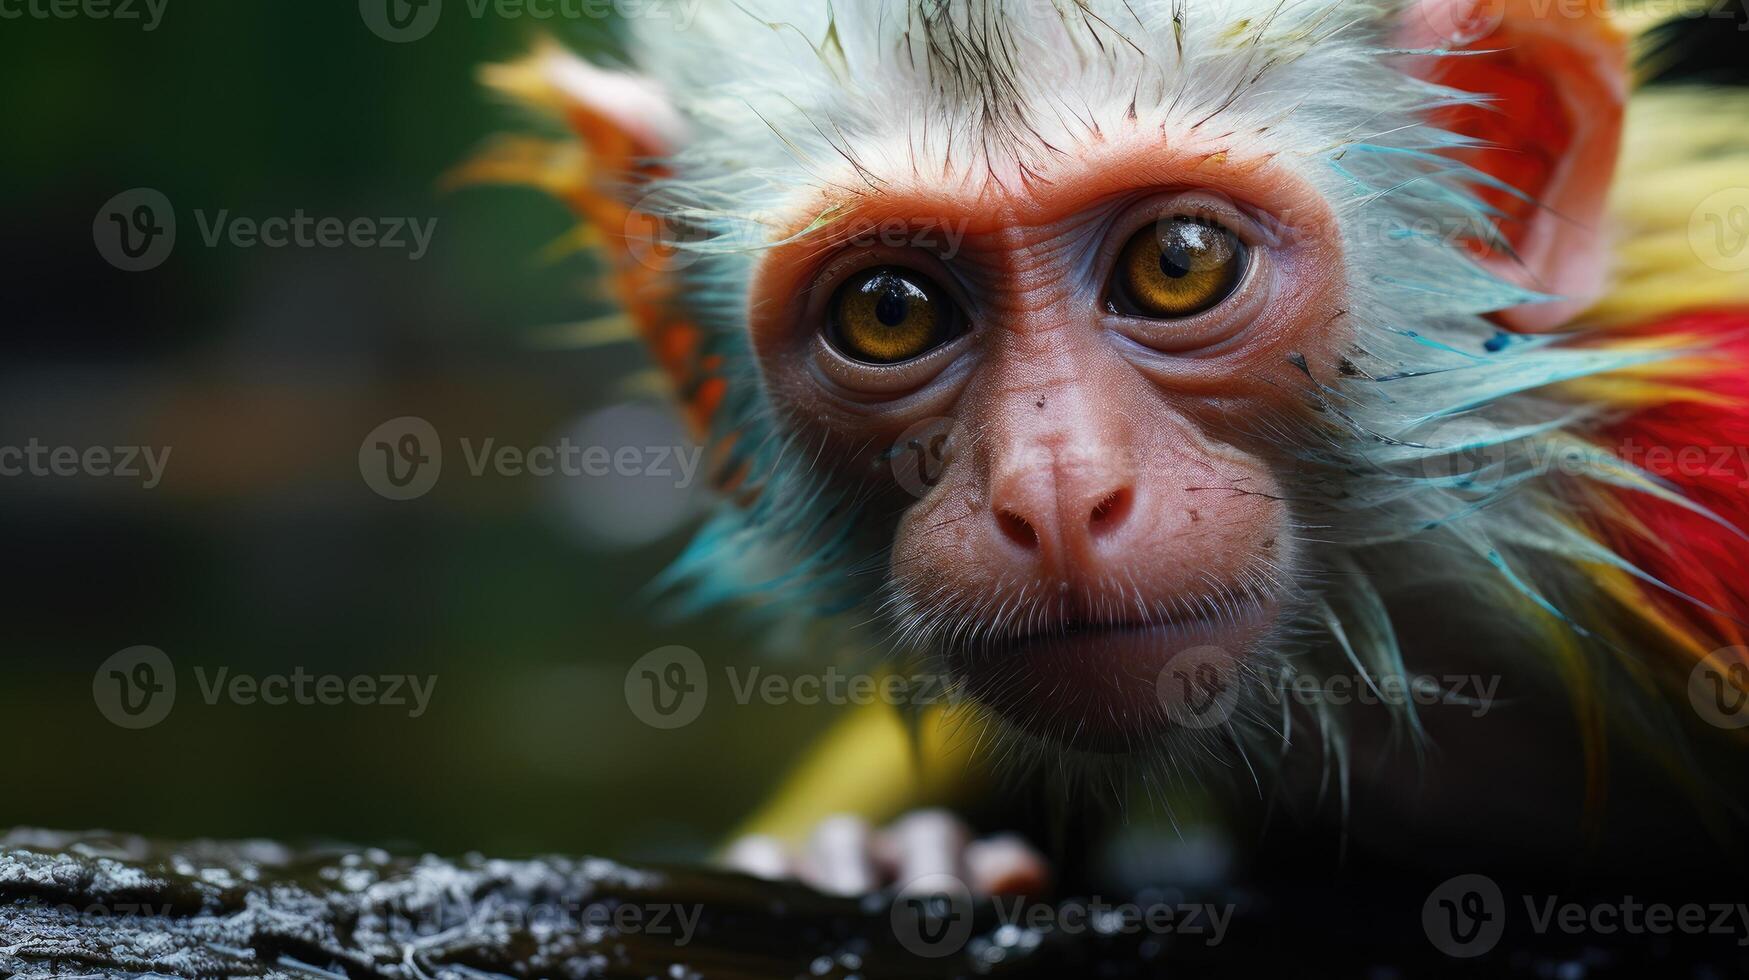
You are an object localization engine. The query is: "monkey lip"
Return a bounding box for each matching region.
[946,597,1275,752]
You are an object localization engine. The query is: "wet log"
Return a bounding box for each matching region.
[0,829,1184,979]
[10,829,1745,978]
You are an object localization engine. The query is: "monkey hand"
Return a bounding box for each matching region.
[721,809,1049,898]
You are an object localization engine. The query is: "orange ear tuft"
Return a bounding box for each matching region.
[459,44,724,440]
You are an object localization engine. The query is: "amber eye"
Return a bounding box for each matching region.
[826,267,961,365]
[1110,217,1246,319]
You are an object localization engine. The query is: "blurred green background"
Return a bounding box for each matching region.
[0,0,832,863]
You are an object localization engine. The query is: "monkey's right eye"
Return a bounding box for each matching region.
[826,267,962,365]
[1109,217,1246,319]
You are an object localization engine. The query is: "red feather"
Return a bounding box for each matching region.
[1599,309,1749,647]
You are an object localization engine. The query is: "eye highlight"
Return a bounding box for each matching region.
[1110,217,1246,319]
[826,267,961,365]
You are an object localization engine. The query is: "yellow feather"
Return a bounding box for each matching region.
[1585,87,1749,327]
[525,315,639,350]
[724,701,983,844]
[440,135,589,198]
[476,40,575,113]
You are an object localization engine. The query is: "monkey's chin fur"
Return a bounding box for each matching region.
[944,597,1278,754]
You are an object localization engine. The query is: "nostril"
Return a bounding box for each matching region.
[1087,488,1133,537]
[996,509,1040,550]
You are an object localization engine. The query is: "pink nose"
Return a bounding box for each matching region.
[987,452,1138,578]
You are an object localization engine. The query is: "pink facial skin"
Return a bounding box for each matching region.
[747,131,1350,749]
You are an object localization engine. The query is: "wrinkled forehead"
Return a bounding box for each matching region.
[760,128,1327,249]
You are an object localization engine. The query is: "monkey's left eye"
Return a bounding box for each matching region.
[1109,217,1247,319]
[826,267,962,365]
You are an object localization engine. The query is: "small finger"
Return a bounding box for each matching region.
[799,814,879,896]
[966,834,1050,897]
[886,808,970,889]
[721,834,791,882]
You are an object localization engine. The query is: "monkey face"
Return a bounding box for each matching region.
[748,137,1350,751]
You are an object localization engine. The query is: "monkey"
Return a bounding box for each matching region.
[456,0,1749,905]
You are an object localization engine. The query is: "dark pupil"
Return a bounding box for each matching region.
[873,280,910,326]
[1157,220,1211,279]
[1158,242,1192,279]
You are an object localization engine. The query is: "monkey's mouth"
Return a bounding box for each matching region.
[944,594,1276,752]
